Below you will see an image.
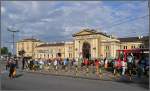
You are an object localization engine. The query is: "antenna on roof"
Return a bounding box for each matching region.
[31,34,34,39]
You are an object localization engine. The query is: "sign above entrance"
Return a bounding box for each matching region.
[75,35,98,39]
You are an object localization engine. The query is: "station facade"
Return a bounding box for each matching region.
[16,28,149,60]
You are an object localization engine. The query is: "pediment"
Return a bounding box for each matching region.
[73,29,98,37]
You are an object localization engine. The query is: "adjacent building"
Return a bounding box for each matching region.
[119,36,149,50]
[34,42,74,59]
[16,38,44,57]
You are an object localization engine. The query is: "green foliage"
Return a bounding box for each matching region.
[1,47,9,55]
[8,52,12,57]
[18,50,25,56]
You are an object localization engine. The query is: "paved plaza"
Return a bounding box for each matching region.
[1,70,149,91]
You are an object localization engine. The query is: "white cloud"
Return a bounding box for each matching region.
[41,18,53,22]
[1,1,149,44]
[1,6,5,14]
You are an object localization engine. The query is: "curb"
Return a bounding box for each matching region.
[23,70,115,82]
[21,70,149,85]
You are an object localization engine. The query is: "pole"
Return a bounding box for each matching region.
[12,32,15,56]
[7,27,19,56]
[0,24,1,58]
[32,37,33,58]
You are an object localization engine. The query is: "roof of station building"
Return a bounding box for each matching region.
[36,43,65,47]
[118,36,149,42]
[72,28,116,39]
[18,38,42,42]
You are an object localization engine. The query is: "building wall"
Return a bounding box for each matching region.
[64,42,74,59]
[74,34,101,59]
[99,35,120,59]
[16,40,43,57]
[34,46,65,59]
[120,42,144,50]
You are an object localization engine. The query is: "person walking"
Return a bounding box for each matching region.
[9,59,16,78]
[95,59,100,75]
[115,58,122,79]
[104,57,108,69]
[39,59,44,71]
[84,58,89,75]
[54,58,58,71]
[6,58,11,70]
[127,53,134,80]
[22,57,26,70]
[14,56,19,69]
[121,60,127,75]
[137,56,146,78]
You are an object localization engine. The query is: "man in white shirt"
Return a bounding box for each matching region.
[121,60,127,75]
[53,59,58,71]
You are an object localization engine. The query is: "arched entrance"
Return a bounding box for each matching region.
[82,42,91,59]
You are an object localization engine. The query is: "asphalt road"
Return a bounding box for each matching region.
[1,70,149,91]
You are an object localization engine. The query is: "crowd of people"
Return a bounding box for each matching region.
[4,53,149,80]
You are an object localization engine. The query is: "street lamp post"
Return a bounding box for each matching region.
[79,41,80,58]
[7,27,19,56]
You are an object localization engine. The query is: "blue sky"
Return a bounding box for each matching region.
[1,1,149,53]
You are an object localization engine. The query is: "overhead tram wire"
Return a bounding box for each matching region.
[102,14,149,30]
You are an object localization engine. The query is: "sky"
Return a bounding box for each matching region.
[1,1,149,53]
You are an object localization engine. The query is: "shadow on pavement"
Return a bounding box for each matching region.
[15,74,24,78]
[115,79,149,90]
[137,80,149,90]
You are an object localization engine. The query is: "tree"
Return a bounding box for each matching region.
[1,47,9,55]
[18,50,25,56]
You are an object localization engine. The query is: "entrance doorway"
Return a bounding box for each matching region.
[82,42,91,59]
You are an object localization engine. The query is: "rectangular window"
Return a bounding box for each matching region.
[124,46,126,49]
[105,46,109,51]
[70,54,72,58]
[48,54,49,58]
[59,49,61,52]
[22,43,24,49]
[140,45,144,48]
[69,53,70,58]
